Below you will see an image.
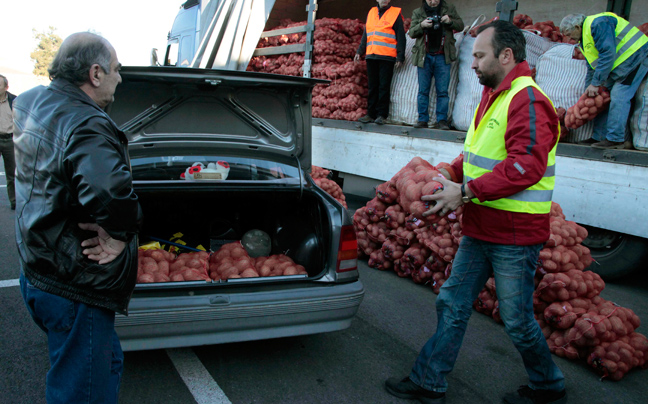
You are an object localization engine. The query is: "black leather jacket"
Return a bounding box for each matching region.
[13,79,142,315]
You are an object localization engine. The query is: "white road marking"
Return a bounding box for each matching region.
[167,348,232,404]
[0,278,20,288]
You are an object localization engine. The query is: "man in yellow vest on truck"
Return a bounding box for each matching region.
[385,21,566,404]
[560,12,648,149]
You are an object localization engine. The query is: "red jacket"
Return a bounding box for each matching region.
[450,62,559,245]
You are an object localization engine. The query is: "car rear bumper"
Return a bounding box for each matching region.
[115,280,365,351]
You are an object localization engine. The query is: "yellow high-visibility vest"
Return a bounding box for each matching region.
[581,12,648,71]
[366,7,402,58]
[463,76,559,214]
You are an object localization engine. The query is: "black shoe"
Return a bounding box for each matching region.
[577,137,598,145]
[503,385,567,404]
[385,377,446,404]
[358,114,374,123]
[592,139,624,149]
[414,121,428,129]
[374,116,386,125]
[10,204,15,210]
[437,120,450,130]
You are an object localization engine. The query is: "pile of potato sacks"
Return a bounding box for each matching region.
[247,17,410,121]
[354,156,648,381]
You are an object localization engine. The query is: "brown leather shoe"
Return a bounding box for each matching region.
[437,120,450,130]
[592,139,624,149]
[414,121,428,129]
[358,114,374,123]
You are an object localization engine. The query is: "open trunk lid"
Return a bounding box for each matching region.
[108,66,327,171]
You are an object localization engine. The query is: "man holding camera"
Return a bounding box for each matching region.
[408,0,463,130]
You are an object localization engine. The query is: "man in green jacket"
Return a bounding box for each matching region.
[409,0,464,130]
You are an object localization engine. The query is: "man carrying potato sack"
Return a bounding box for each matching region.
[560,12,648,149]
[385,21,566,404]
[14,32,142,404]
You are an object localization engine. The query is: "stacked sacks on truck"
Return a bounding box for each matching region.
[453,18,560,131]
[535,44,595,143]
[248,18,369,121]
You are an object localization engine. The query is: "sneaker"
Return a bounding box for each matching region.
[437,120,450,130]
[577,137,598,145]
[592,139,624,149]
[385,377,446,404]
[374,116,386,125]
[414,121,428,129]
[503,385,567,404]
[358,114,374,123]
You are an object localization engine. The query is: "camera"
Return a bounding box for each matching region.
[427,15,441,30]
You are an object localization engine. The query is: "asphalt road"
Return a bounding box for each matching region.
[1,166,647,404]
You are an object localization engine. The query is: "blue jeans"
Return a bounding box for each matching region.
[20,273,124,404]
[417,54,451,123]
[592,57,648,142]
[409,236,565,393]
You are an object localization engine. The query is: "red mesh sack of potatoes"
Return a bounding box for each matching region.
[376,181,399,204]
[366,221,390,244]
[391,225,417,247]
[384,204,407,229]
[368,249,392,270]
[314,177,347,208]
[535,270,605,303]
[353,206,371,231]
[137,248,176,283]
[311,165,330,179]
[381,237,405,261]
[208,242,256,280]
[357,230,380,257]
[565,88,611,129]
[547,329,584,360]
[587,333,648,380]
[366,197,389,222]
[168,251,211,282]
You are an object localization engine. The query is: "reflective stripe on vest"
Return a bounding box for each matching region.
[581,12,648,70]
[366,7,401,58]
[463,76,559,214]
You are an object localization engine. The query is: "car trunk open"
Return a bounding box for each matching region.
[134,184,332,288]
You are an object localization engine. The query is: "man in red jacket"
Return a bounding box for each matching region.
[385,21,566,404]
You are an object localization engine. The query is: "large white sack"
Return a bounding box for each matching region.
[451,30,555,132]
[630,75,648,150]
[451,35,480,131]
[535,43,594,143]
[389,33,463,126]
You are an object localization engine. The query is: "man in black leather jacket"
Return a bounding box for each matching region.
[13,32,142,404]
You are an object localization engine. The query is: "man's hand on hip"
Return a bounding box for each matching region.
[78,223,126,264]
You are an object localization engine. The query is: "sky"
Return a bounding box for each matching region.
[2,0,185,73]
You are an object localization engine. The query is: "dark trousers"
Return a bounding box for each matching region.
[0,135,15,208]
[366,58,395,119]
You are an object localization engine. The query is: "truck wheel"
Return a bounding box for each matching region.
[581,225,648,281]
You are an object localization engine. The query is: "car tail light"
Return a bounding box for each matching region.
[336,225,358,273]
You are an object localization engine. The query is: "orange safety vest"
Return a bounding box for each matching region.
[366,7,402,58]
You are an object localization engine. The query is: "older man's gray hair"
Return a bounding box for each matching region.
[560,13,586,35]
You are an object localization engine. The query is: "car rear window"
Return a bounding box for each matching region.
[130,156,300,181]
